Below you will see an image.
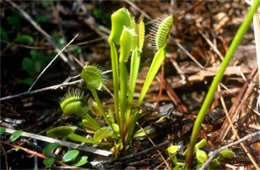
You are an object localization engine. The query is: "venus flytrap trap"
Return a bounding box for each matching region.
[137,15,173,106]
[47,126,97,144]
[60,89,100,131]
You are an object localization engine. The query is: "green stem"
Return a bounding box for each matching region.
[119,62,128,122]
[82,113,101,131]
[109,41,120,125]
[128,48,141,107]
[119,61,128,146]
[186,0,260,167]
[68,133,96,144]
[90,89,111,127]
[137,47,166,106]
[68,133,110,145]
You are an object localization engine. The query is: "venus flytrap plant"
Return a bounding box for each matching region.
[107,9,173,148]
[50,8,173,154]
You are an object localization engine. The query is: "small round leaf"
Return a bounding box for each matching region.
[9,130,23,142]
[43,157,55,168]
[62,150,79,162]
[15,34,34,44]
[72,156,88,167]
[42,143,59,155]
[219,149,235,159]
[195,139,207,151]
[0,127,6,136]
[167,145,179,156]
[196,149,208,163]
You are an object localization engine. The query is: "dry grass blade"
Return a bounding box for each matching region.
[219,86,259,169]
[28,33,79,92]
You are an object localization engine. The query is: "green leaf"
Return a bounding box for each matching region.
[119,27,135,63]
[35,15,48,23]
[109,8,133,44]
[81,65,104,90]
[42,143,59,155]
[43,157,55,168]
[133,125,155,139]
[195,149,208,164]
[154,16,173,50]
[9,130,23,142]
[60,89,90,118]
[46,52,56,61]
[15,34,34,44]
[81,113,101,132]
[167,145,179,156]
[34,61,42,73]
[93,8,109,21]
[41,1,51,8]
[30,50,47,65]
[62,150,79,162]
[7,13,22,30]
[167,145,179,164]
[93,127,114,143]
[72,156,88,167]
[195,139,206,152]
[47,126,73,138]
[137,20,145,51]
[0,127,6,136]
[209,159,221,168]
[21,77,34,85]
[173,165,182,170]
[128,49,140,107]
[0,27,9,41]
[22,57,36,76]
[137,48,166,106]
[219,149,234,159]
[111,123,119,135]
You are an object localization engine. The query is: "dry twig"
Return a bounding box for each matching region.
[3,128,112,156]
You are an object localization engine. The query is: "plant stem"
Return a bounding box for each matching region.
[109,41,120,125]
[128,49,141,107]
[119,62,128,122]
[90,89,111,127]
[137,47,166,106]
[119,61,128,146]
[186,0,260,167]
[68,133,96,144]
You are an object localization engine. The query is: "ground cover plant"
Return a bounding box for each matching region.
[1,1,260,169]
